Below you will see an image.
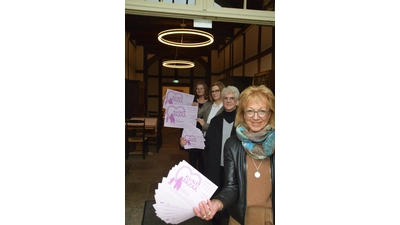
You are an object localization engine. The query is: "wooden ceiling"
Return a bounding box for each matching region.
[126,14,248,55]
[125,0,274,57]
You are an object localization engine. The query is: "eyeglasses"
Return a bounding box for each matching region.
[244,110,269,118]
[211,90,220,93]
[223,97,236,102]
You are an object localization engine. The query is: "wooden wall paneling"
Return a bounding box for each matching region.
[253,70,275,94]
[219,76,254,93]
[125,79,145,118]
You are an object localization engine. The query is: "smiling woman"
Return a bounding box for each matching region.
[125,10,275,128]
[193,85,275,225]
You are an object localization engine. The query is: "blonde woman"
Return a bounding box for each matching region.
[194,85,275,225]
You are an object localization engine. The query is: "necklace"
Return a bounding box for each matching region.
[251,158,263,178]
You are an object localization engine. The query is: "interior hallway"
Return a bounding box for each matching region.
[125,126,211,224]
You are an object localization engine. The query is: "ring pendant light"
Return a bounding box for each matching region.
[158,28,214,48]
[161,20,203,68]
[163,60,195,69]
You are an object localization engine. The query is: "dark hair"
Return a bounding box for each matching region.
[194,82,209,100]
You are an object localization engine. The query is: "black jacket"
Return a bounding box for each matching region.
[213,135,275,225]
[204,110,236,188]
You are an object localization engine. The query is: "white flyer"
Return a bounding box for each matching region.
[181,123,205,149]
[163,104,198,129]
[153,160,218,224]
[163,89,195,108]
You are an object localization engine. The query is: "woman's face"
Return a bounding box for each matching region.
[211,85,221,101]
[223,93,238,112]
[196,84,205,97]
[244,97,271,132]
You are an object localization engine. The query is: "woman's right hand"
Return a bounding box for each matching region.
[180,137,187,147]
[193,199,221,221]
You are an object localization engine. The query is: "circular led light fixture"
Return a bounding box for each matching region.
[158,29,214,48]
[163,60,195,69]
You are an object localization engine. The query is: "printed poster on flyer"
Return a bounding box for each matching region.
[163,89,194,108]
[153,160,218,224]
[163,104,197,129]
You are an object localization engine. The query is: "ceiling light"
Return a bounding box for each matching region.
[163,60,195,69]
[158,28,214,48]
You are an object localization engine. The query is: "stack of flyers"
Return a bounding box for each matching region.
[153,160,218,224]
[181,123,205,149]
[163,89,198,129]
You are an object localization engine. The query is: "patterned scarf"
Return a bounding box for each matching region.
[236,124,275,160]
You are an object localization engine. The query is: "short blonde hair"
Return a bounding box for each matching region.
[234,85,275,130]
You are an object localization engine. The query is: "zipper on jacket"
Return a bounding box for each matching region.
[243,155,248,224]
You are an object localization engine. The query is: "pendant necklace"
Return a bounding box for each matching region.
[251,158,263,178]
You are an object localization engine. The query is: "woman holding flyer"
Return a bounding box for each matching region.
[180,81,225,173]
[193,85,275,225]
[181,85,240,225]
[182,82,209,174]
[203,85,240,225]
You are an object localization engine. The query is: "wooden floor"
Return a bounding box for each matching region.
[125,127,190,225]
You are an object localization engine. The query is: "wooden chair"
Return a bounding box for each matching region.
[126,119,148,160]
[146,111,158,117]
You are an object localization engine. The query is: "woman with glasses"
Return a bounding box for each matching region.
[196,81,226,135]
[180,81,224,175]
[181,85,240,225]
[193,85,275,225]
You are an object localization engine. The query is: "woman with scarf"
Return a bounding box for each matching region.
[193,85,275,225]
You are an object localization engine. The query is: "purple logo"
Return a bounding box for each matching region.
[165,105,186,123]
[184,135,197,146]
[168,177,183,191]
[168,166,201,192]
[166,91,184,105]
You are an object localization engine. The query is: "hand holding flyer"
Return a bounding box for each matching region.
[153,160,218,224]
[181,123,205,149]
